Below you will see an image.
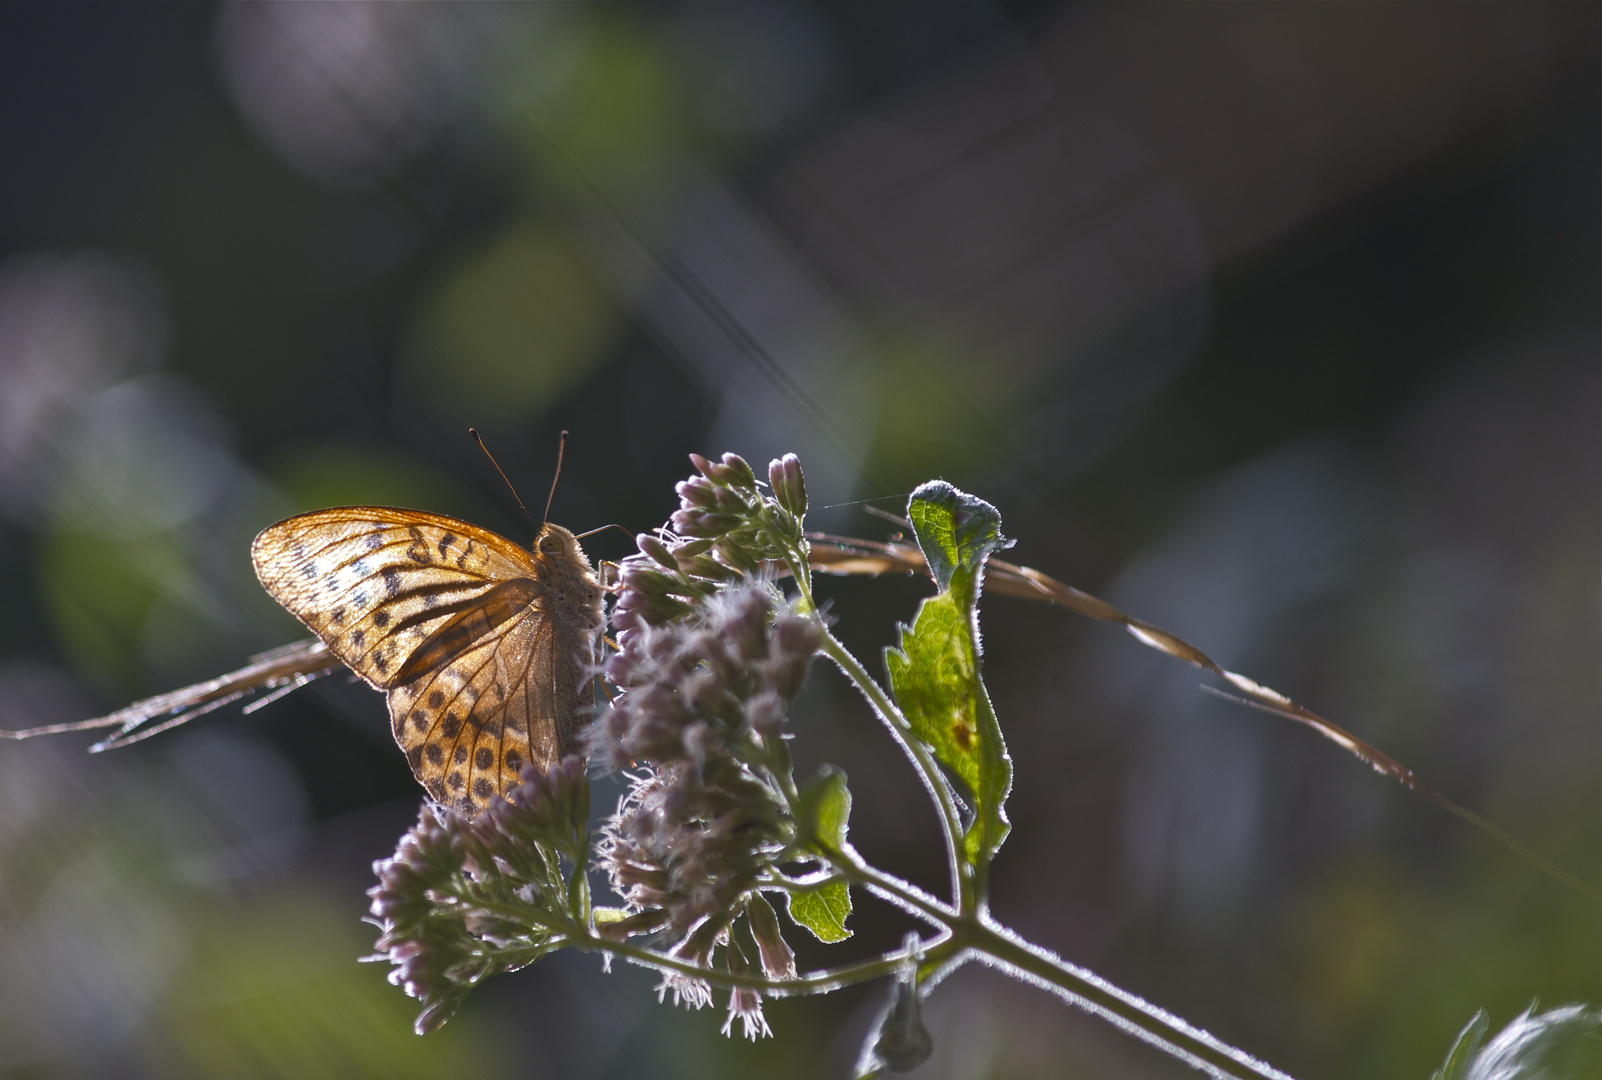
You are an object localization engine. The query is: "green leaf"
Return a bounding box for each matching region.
[885,482,1014,869]
[787,879,852,943]
[796,766,852,853]
[787,767,853,942]
[1432,1011,1488,1080]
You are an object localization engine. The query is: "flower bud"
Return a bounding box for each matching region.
[681,553,737,582]
[720,453,757,488]
[713,536,763,574]
[768,454,807,517]
[676,478,721,509]
[637,533,679,570]
[671,509,743,538]
[672,537,715,560]
[745,893,796,979]
[860,950,932,1074]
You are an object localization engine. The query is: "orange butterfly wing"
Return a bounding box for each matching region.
[251,507,602,813]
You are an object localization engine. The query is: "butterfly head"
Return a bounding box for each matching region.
[534,522,580,557]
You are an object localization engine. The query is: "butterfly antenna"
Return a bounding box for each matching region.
[543,429,568,525]
[469,428,537,531]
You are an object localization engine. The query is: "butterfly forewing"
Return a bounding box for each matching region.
[251,507,603,814]
[251,508,535,687]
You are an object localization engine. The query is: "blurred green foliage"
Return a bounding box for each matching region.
[405,219,623,423]
[159,893,507,1080]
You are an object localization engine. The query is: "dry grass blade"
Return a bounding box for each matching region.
[806,533,1600,902]
[0,638,336,750]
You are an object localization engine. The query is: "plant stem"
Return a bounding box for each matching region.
[816,627,971,912]
[799,841,1297,1079]
[828,845,957,926]
[958,917,1298,1080]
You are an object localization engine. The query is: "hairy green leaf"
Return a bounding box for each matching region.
[796,766,852,853]
[885,481,1014,869]
[788,880,852,943]
[788,767,853,942]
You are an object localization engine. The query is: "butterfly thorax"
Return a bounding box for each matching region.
[531,523,605,627]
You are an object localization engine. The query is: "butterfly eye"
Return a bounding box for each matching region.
[538,534,566,554]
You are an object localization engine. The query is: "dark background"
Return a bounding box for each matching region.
[0,3,1595,1078]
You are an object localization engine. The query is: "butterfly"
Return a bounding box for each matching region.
[249,507,606,815]
[0,432,608,817]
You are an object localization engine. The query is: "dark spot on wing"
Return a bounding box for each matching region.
[475,747,493,770]
[426,778,446,801]
[447,772,463,791]
[406,525,430,564]
[366,533,384,551]
[472,778,493,800]
[453,745,467,764]
[373,610,390,627]
[373,650,389,675]
[331,607,345,625]
[411,710,428,733]
[505,749,523,772]
[438,532,456,558]
[300,562,317,580]
[482,720,503,739]
[406,746,423,769]
[383,568,401,597]
[425,744,444,766]
[457,538,475,568]
[441,714,462,739]
[351,630,365,649]
[353,589,369,610]
[427,690,444,708]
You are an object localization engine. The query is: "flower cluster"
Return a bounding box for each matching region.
[365,755,590,1034]
[593,582,819,1035]
[671,451,806,558]
[612,452,807,652]
[591,453,819,1038]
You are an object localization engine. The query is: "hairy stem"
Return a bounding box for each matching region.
[958,917,1298,1080]
[791,840,1300,1080]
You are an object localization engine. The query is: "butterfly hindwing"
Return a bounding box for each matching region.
[387,581,553,811]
